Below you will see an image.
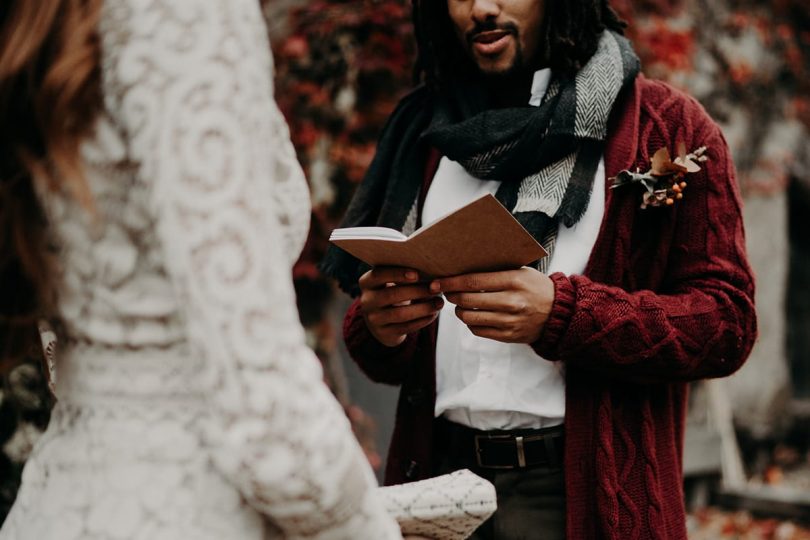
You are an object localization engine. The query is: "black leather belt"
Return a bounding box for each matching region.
[438,418,565,470]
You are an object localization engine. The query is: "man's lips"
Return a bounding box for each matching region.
[470,30,513,56]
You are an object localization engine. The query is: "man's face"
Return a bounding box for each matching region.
[447,0,545,77]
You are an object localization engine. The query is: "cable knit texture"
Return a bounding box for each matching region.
[343,75,756,540]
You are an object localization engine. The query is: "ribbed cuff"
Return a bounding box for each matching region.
[531,272,576,359]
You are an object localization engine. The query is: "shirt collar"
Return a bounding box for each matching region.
[528,68,552,107]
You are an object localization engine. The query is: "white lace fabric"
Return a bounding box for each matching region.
[379,470,497,540]
[0,0,400,538]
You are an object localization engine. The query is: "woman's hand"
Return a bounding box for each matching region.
[433,267,555,343]
[358,267,444,347]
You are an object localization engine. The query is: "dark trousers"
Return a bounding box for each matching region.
[434,420,566,540]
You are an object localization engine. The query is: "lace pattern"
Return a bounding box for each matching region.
[0,0,400,538]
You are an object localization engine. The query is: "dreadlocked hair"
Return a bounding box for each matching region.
[412,0,627,88]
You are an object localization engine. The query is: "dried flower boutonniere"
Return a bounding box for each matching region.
[610,143,709,209]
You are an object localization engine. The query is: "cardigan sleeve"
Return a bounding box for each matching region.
[343,298,420,386]
[533,119,757,385]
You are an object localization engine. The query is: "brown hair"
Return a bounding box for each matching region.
[0,0,102,372]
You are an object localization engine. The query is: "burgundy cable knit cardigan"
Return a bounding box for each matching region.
[343,76,757,540]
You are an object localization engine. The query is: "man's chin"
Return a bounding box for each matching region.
[476,62,522,79]
[471,51,524,79]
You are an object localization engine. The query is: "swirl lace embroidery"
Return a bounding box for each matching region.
[0,1,400,538]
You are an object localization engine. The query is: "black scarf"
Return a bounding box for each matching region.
[322,31,640,295]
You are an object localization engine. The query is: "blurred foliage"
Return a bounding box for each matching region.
[613,0,810,195]
[273,0,416,283]
[688,507,810,539]
[274,0,809,207]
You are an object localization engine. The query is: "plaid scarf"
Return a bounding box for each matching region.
[322,31,640,295]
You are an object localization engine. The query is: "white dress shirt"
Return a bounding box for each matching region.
[425,68,606,430]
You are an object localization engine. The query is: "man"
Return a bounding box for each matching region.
[322,0,757,538]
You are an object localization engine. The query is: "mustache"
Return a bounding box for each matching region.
[466,20,519,44]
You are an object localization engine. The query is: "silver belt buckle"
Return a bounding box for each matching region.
[515,436,527,468]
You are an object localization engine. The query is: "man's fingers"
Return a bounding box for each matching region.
[384,300,442,325]
[385,313,440,336]
[454,306,516,327]
[378,284,437,308]
[444,291,525,313]
[369,297,444,326]
[432,270,520,294]
[359,267,420,289]
[468,325,515,342]
[361,284,437,311]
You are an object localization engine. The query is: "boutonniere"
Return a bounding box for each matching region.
[610,143,708,209]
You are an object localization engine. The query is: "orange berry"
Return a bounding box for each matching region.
[666,198,674,205]
[676,193,684,200]
[680,181,687,189]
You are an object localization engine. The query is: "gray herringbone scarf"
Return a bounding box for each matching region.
[322,31,640,294]
[424,31,639,271]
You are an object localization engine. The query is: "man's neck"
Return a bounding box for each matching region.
[480,69,538,109]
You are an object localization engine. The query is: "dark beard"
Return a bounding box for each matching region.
[477,45,526,79]
[465,20,527,77]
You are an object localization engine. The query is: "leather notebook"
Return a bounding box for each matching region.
[329,194,547,277]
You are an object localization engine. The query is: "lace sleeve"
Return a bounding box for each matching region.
[100,1,401,537]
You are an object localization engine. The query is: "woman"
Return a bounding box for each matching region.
[0,0,401,537]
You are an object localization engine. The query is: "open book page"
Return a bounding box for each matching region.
[329,194,546,277]
[329,227,408,241]
[329,194,498,242]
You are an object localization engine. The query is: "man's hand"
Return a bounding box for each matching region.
[359,267,444,347]
[432,267,555,344]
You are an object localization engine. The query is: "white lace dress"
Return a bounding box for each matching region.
[0,0,401,538]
